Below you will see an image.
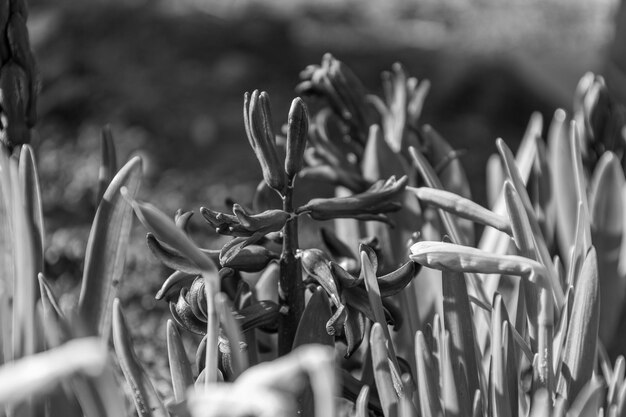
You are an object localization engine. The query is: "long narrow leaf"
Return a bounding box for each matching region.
[441,269,479,414]
[167,320,194,403]
[497,139,564,307]
[18,145,44,272]
[97,125,118,203]
[588,152,626,345]
[112,299,168,417]
[557,247,600,401]
[78,156,142,340]
[415,331,444,417]
[10,155,37,360]
[370,323,399,417]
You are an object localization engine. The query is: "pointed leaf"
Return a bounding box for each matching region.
[18,145,44,272]
[112,299,168,416]
[96,125,117,203]
[415,331,444,417]
[441,270,479,413]
[370,323,399,417]
[167,320,194,402]
[557,247,600,401]
[589,152,626,345]
[78,156,142,340]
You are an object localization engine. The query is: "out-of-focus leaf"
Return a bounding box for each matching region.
[112,299,168,417]
[441,270,479,414]
[370,323,399,417]
[528,389,551,417]
[608,356,625,407]
[472,390,483,417]
[78,156,142,340]
[557,247,600,401]
[0,338,106,407]
[567,377,604,417]
[354,385,370,417]
[588,151,626,345]
[96,125,117,204]
[340,369,383,415]
[37,273,65,326]
[549,109,578,264]
[415,331,444,417]
[486,153,504,209]
[254,262,279,304]
[167,320,194,403]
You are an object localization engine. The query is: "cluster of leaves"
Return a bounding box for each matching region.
[2,10,626,417]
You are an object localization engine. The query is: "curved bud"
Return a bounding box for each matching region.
[296,175,407,222]
[244,90,286,193]
[155,270,196,302]
[285,97,309,179]
[300,248,341,308]
[232,204,290,234]
[219,238,279,272]
[377,261,418,297]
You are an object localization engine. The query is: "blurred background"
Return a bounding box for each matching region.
[25,0,621,397]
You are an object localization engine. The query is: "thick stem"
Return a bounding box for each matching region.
[278,183,304,355]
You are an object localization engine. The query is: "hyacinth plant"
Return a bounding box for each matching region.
[2,2,626,416]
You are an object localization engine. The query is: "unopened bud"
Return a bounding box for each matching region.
[243,90,286,193]
[285,97,309,179]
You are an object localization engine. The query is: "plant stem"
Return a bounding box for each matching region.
[278,182,304,355]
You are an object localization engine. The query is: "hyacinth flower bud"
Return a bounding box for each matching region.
[295,175,408,223]
[232,204,290,235]
[243,90,286,194]
[285,97,309,180]
[219,237,279,272]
